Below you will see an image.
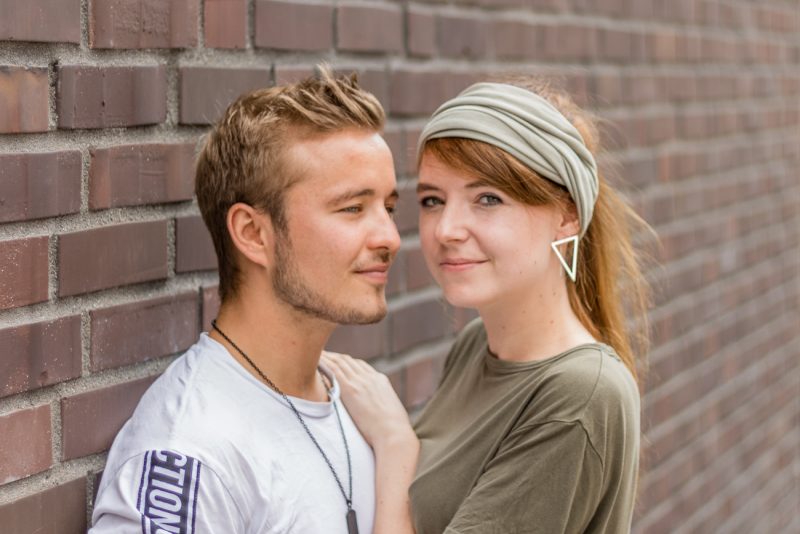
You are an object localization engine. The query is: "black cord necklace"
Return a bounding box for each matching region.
[211,320,359,534]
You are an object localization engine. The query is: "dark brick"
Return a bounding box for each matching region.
[327,321,386,360]
[0,0,80,43]
[337,4,403,53]
[0,404,52,482]
[89,143,195,210]
[406,353,445,407]
[0,316,82,398]
[179,66,271,125]
[0,236,49,310]
[61,376,157,460]
[394,181,419,234]
[382,127,407,176]
[406,247,434,290]
[390,299,447,353]
[0,66,49,133]
[89,0,198,48]
[438,15,490,59]
[205,0,246,49]
[254,0,333,51]
[90,292,199,372]
[0,478,86,533]
[0,151,81,223]
[202,285,220,332]
[176,215,217,273]
[407,7,436,58]
[57,65,167,129]
[274,65,315,85]
[58,221,168,297]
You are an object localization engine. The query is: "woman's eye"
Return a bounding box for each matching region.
[477,194,502,206]
[419,196,443,208]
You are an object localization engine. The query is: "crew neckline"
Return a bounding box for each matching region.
[199,332,339,418]
[482,338,613,375]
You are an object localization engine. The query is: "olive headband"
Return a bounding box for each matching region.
[418,82,599,237]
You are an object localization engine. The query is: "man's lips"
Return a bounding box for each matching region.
[354,264,390,282]
[439,258,488,272]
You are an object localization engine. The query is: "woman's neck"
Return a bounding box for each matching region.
[478,283,596,363]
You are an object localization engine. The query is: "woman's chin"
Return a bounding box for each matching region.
[441,286,487,310]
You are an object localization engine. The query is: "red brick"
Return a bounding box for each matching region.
[407,7,436,58]
[337,4,403,53]
[0,151,81,223]
[0,404,52,482]
[61,376,157,460]
[438,15,490,59]
[89,0,199,49]
[176,215,216,273]
[90,292,199,372]
[390,299,448,353]
[326,322,386,360]
[0,478,86,533]
[179,66,271,125]
[254,0,333,51]
[0,66,49,133]
[0,236,49,311]
[493,21,543,60]
[205,0,246,49]
[57,65,167,129]
[0,0,80,43]
[89,143,195,210]
[389,69,479,117]
[202,285,220,331]
[598,28,637,62]
[58,221,168,297]
[0,316,82,398]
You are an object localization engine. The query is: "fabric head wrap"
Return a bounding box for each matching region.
[417,82,599,237]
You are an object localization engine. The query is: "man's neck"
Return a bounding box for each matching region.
[209,292,337,402]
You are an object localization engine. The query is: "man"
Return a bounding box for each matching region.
[90,67,401,533]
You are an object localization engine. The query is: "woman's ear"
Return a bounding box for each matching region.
[555,202,581,240]
[226,203,276,269]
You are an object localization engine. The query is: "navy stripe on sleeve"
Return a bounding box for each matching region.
[138,450,202,534]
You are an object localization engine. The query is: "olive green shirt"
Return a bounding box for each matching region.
[410,319,640,534]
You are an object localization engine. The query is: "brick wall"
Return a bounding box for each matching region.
[0,0,798,531]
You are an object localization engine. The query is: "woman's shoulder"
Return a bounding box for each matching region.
[526,345,640,427]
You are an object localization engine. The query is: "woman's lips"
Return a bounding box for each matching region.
[439,258,488,272]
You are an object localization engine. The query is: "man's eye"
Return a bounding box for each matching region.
[419,196,443,208]
[340,205,363,213]
[477,194,502,206]
[386,205,397,216]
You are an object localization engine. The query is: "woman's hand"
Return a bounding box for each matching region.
[321,351,416,450]
[321,351,418,534]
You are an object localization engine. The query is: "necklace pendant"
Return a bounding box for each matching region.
[346,508,359,534]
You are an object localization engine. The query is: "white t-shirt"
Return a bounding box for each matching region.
[90,333,376,533]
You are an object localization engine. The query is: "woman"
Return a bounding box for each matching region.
[323,78,652,534]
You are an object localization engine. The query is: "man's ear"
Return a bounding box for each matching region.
[226,203,276,269]
[555,202,581,240]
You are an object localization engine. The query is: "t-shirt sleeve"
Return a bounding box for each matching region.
[443,421,604,534]
[90,449,245,533]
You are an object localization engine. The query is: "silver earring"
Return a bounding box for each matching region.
[551,235,579,282]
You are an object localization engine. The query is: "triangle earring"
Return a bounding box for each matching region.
[550,235,579,282]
